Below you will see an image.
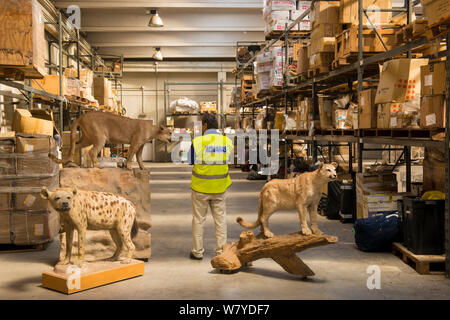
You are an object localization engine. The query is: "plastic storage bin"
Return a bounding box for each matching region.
[402,197,445,255]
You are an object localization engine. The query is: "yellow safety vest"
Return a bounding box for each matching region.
[191,132,234,193]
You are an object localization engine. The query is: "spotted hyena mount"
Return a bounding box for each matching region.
[41,187,139,266]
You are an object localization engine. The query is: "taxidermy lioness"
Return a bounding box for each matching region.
[50,111,171,170]
[237,162,338,238]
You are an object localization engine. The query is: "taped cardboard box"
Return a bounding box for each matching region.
[296,42,309,74]
[310,1,340,27]
[340,0,392,26]
[375,58,428,104]
[0,0,46,79]
[420,95,445,129]
[0,210,59,245]
[12,109,53,136]
[359,88,377,128]
[422,0,450,26]
[421,62,446,95]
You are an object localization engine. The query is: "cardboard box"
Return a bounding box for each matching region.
[377,104,390,128]
[422,0,450,26]
[12,109,53,136]
[310,1,340,27]
[296,42,309,74]
[420,95,445,129]
[0,0,46,79]
[359,89,377,128]
[375,58,429,104]
[318,97,333,129]
[0,210,59,245]
[340,0,393,26]
[16,135,51,153]
[308,52,334,68]
[356,172,398,219]
[423,147,445,192]
[264,0,297,11]
[32,75,69,96]
[421,62,446,95]
[309,24,341,54]
[94,77,113,107]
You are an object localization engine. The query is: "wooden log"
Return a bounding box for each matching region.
[211,231,338,276]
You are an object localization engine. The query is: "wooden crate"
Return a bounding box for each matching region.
[0,0,46,80]
[334,26,398,60]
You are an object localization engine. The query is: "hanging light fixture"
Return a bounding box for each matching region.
[148,9,163,27]
[152,47,163,61]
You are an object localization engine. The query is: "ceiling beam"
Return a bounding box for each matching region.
[82,26,264,32]
[54,1,263,9]
[90,42,248,47]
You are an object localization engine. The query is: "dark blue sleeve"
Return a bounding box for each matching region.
[188,144,195,165]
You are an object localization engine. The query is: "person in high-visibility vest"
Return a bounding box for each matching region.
[188,113,234,260]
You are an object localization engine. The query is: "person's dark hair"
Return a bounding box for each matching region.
[202,113,218,130]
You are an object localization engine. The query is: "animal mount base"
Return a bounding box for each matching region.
[42,259,144,294]
[211,231,338,277]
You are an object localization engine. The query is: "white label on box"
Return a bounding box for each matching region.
[426,113,436,126]
[34,224,44,236]
[24,144,34,152]
[390,117,397,127]
[424,74,433,87]
[24,194,36,207]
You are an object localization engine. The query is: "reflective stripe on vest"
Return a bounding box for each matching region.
[191,133,234,193]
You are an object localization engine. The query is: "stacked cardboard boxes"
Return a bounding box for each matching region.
[308,1,341,72]
[94,76,114,109]
[0,133,60,245]
[356,173,399,219]
[374,58,429,129]
[297,97,312,130]
[263,1,311,36]
[420,61,446,129]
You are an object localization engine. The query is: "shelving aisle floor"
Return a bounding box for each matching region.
[0,162,449,299]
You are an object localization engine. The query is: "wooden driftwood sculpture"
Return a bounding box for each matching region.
[211,231,338,276]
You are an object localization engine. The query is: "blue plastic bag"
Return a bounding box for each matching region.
[354,214,401,252]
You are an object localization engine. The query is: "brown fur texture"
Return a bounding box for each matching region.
[41,187,138,266]
[50,111,171,169]
[237,162,338,238]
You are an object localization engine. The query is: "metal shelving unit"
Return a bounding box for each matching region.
[0,0,123,136]
[233,0,449,277]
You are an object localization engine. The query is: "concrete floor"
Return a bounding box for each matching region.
[0,162,449,299]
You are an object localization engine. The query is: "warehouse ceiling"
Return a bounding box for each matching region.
[52,0,265,61]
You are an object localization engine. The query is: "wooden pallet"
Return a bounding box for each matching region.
[265,30,309,40]
[392,242,445,275]
[307,65,330,78]
[0,65,44,81]
[334,26,399,60]
[0,243,48,254]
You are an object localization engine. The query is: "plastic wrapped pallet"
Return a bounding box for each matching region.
[0,133,60,245]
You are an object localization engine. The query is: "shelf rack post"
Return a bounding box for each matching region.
[58,11,64,136]
[445,35,450,278]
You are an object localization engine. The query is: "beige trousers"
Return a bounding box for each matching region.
[191,190,227,258]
